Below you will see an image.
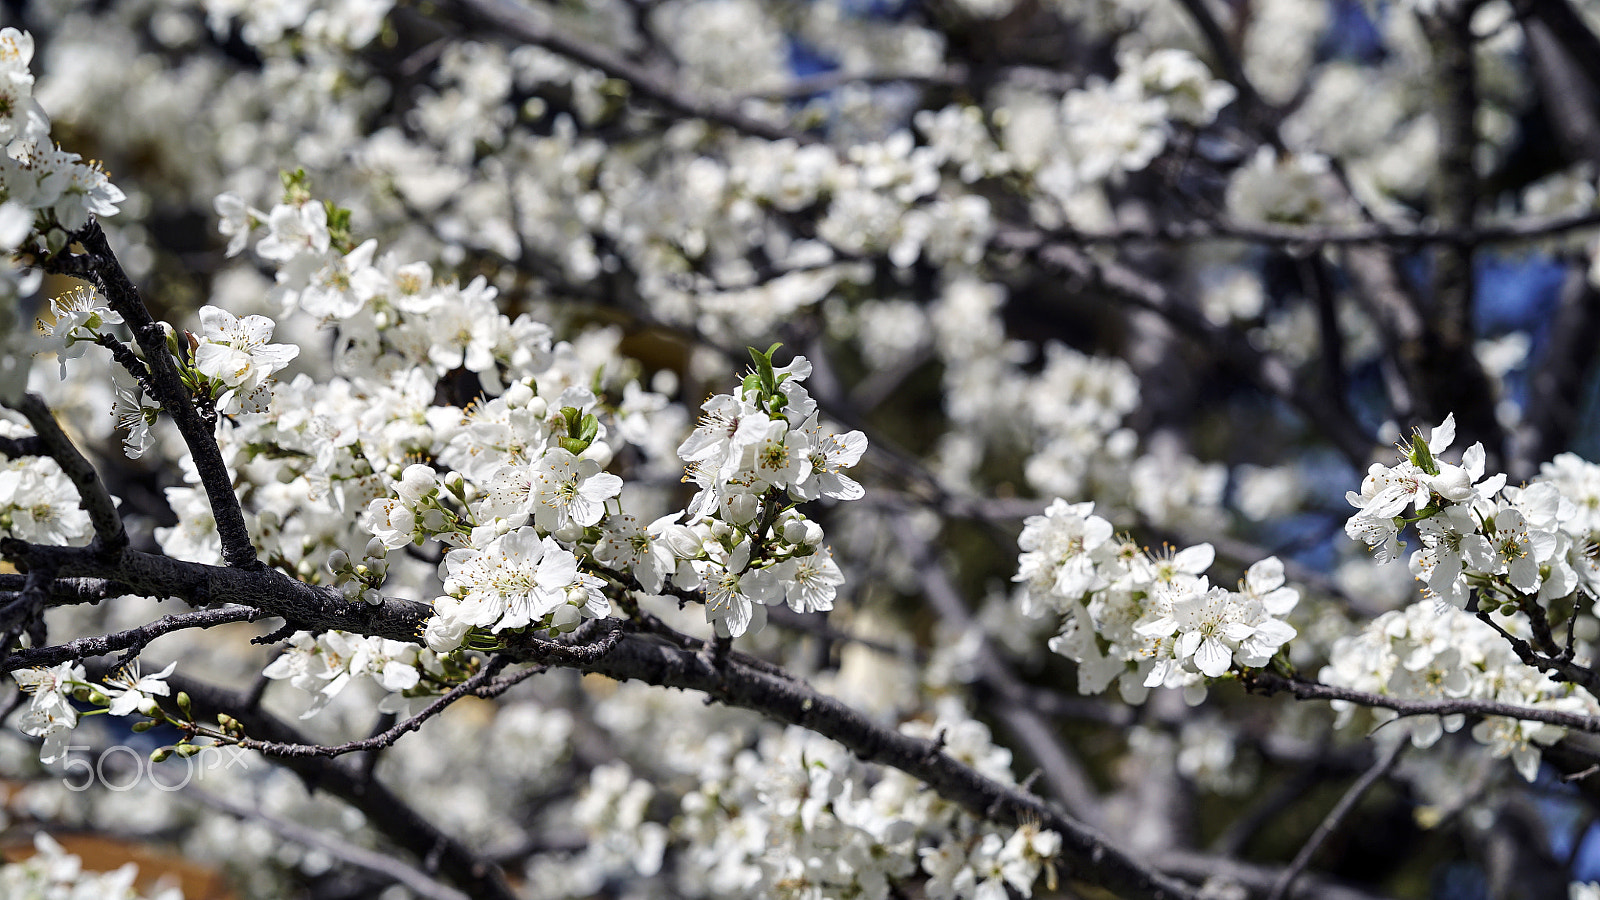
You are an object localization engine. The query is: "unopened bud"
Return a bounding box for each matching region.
[327,549,350,574]
[550,603,582,630]
[175,743,202,758]
[150,747,172,763]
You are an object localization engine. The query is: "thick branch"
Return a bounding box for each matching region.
[0,543,431,669]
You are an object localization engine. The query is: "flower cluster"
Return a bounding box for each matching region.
[1321,601,1598,780]
[0,28,124,251]
[189,304,300,414]
[664,345,866,636]
[0,452,93,546]
[12,657,178,763]
[1014,499,1298,701]
[263,630,446,718]
[668,710,1059,900]
[1344,414,1600,611]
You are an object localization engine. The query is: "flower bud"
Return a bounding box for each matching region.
[553,521,584,542]
[526,396,548,419]
[723,492,759,525]
[176,743,202,758]
[551,603,582,630]
[504,381,534,407]
[365,537,387,561]
[150,747,172,763]
[327,549,351,574]
[581,440,613,467]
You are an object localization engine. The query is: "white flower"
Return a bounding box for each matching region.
[791,414,868,502]
[530,447,623,532]
[593,513,678,593]
[695,539,781,637]
[192,304,299,390]
[102,659,176,716]
[14,661,85,761]
[772,548,844,613]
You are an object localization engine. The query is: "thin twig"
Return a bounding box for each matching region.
[5,606,262,669]
[1267,741,1405,900]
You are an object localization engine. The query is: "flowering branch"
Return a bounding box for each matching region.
[42,221,259,568]
[1243,668,1600,736]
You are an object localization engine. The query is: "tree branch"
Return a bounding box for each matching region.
[42,221,259,568]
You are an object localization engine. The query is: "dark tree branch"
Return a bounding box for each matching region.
[42,221,259,569]
[0,574,127,607]
[4,606,263,669]
[1244,668,1600,735]
[0,542,431,664]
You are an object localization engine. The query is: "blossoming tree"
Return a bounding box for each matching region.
[4,1,1600,898]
